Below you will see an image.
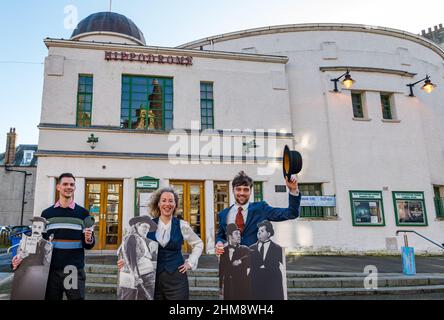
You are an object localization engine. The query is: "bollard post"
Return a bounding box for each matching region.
[401,233,416,275]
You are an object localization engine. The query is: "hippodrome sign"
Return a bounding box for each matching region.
[105,51,193,66]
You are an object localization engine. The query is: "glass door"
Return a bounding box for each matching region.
[85,180,123,250]
[170,181,205,252]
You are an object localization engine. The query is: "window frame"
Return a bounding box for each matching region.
[299,183,335,218]
[253,181,264,202]
[200,82,214,130]
[351,92,365,119]
[120,75,174,131]
[380,93,395,120]
[76,74,93,127]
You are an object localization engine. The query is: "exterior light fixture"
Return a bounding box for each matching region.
[331,69,355,92]
[243,139,259,154]
[406,75,436,97]
[87,133,99,149]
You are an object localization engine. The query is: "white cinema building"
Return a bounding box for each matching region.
[34,12,444,254]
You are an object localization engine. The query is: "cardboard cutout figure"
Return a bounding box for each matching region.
[117,216,158,300]
[11,217,53,300]
[219,223,252,300]
[249,220,287,300]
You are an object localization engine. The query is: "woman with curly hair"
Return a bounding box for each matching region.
[118,187,203,300]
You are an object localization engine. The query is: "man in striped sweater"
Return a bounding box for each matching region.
[12,172,95,300]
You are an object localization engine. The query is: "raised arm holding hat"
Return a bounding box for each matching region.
[215,150,302,255]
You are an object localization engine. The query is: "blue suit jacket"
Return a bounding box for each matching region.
[216,193,301,247]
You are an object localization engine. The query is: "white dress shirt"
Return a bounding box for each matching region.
[258,241,271,263]
[155,218,203,270]
[227,203,249,225]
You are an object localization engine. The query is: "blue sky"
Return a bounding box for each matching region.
[1,0,442,147]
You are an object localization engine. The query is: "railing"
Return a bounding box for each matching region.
[300,206,335,218]
[434,197,444,217]
[396,230,444,250]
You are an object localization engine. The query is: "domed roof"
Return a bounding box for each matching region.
[71,12,146,45]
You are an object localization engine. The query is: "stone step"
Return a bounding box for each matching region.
[288,275,444,288]
[85,283,220,298]
[86,273,118,285]
[84,266,395,278]
[186,275,444,288]
[287,284,444,297]
[85,281,444,297]
[0,294,10,300]
[85,264,118,275]
[86,283,117,294]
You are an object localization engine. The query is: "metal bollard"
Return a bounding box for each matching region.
[401,233,416,275]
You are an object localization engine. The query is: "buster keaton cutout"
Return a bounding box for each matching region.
[11,217,53,300]
[117,216,159,300]
[219,223,252,300]
[249,220,287,300]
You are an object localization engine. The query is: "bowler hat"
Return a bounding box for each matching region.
[283,145,303,179]
[83,216,95,228]
[129,215,157,231]
[226,223,239,236]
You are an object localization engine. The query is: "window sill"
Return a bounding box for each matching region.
[298,216,339,221]
[352,117,371,121]
[381,119,400,123]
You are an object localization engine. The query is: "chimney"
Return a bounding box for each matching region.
[5,128,17,166]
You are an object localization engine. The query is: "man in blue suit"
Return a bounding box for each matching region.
[216,171,300,254]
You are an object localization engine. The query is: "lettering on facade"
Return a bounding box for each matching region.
[104,51,193,66]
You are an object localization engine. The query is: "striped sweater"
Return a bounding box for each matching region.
[41,204,95,270]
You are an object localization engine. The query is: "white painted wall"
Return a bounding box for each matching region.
[35,27,444,254]
[194,27,444,254]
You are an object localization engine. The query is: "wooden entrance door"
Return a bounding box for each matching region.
[85,180,123,250]
[170,181,205,252]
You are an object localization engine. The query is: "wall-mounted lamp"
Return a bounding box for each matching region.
[331,69,355,92]
[243,139,259,154]
[406,75,436,97]
[87,133,99,149]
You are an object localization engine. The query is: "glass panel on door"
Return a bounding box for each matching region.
[106,186,120,247]
[214,181,230,239]
[189,184,202,239]
[87,183,102,249]
[174,184,185,220]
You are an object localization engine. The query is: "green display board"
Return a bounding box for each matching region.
[392,191,428,226]
[134,176,159,217]
[349,190,385,226]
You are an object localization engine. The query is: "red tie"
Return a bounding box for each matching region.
[235,207,245,234]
